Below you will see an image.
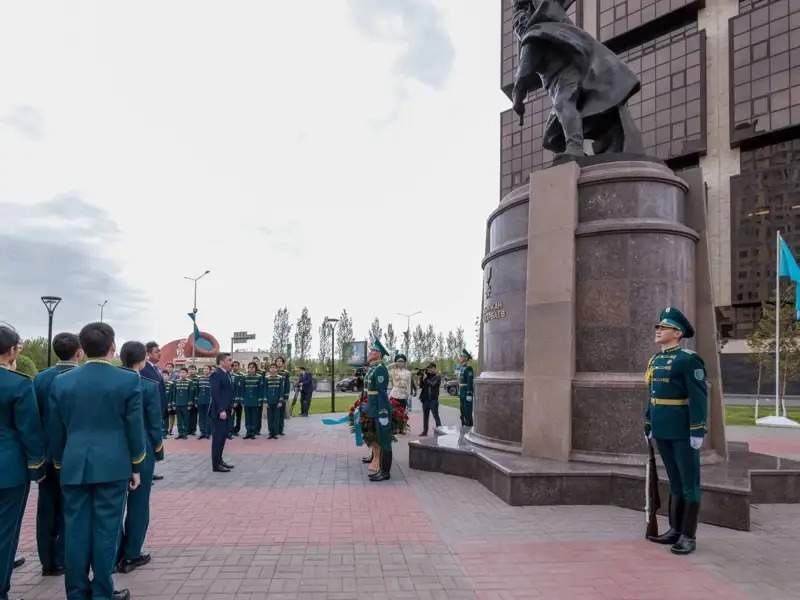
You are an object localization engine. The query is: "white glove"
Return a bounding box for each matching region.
[644,432,652,443]
[466,395,473,403]
[690,437,703,450]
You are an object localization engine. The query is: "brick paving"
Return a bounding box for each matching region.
[10,406,800,599]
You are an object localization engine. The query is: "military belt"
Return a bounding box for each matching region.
[650,398,688,406]
[367,391,378,395]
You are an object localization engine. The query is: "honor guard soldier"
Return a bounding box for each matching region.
[276,356,290,432]
[457,349,475,427]
[0,326,46,600]
[366,340,392,482]
[33,332,83,577]
[173,368,192,439]
[49,322,146,600]
[187,365,199,436]
[645,307,707,555]
[195,366,213,439]
[242,362,264,439]
[163,371,176,436]
[230,361,245,438]
[117,342,165,574]
[264,363,284,439]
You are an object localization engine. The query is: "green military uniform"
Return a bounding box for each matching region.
[366,339,392,481]
[229,369,245,438]
[264,374,284,438]
[187,374,199,435]
[254,370,265,436]
[173,378,193,439]
[119,373,164,567]
[458,350,475,427]
[33,361,78,574]
[644,307,707,555]
[165,379,176,436]
[0,366,46,600]
[242,374,264,439]
[195,375,212,439]
[49,359,146,600]
[278,368,290,434]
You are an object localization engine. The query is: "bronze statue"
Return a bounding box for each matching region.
[512,0,643,157]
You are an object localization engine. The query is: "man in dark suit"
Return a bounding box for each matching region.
[49,322,146,600]
[142,342,165,481]
[209,353,235,472]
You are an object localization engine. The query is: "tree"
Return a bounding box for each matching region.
[15,355,38,377]
[412,324,425,362]
[318,322,331,365]
[386,323,397,356]
[369,317,383,343]
[423,325,437,360]
[270,307,292,357]
[446,330,457,359]
[21,337,52,371]
[454,326,466,355]
[294,307,313,362]
[474,315,482,354]
[436,333,446,359]
[336,309,354,359]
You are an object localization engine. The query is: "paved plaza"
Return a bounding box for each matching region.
[10,406,800,600]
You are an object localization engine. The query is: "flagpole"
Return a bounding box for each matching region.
[776,230,781,418]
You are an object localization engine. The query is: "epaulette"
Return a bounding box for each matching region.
[680,349,697,355]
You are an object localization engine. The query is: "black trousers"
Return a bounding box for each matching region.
[211,416,228,468]
[37,463,64,570]
[300,391,312,415]
[422,401,442,433]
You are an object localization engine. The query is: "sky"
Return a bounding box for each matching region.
[0,0,508,356]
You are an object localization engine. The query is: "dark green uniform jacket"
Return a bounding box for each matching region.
[232,371,245,404]
[278,369,291,401]
[173,379,193,407]
[366,362,392,450]
[138,375,165,462]
[459,365,474,402]
[34,362,78,462]
[264,375,283,405]
[0,366,46,487]
[242,375,265,408]
[49,360,147,484]
[195,376,211,406]
[644,346,707,440]
[165,380,176,413]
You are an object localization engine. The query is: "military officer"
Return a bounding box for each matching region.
[195,366,213,439]
[644,307,707,555]
[0,326,46,600]
[173,368,192,439]
[242,362,264,439]
[276,356,290,434]
[457,349,475,427]
[187,365,199,436]
[366,340,392,482]
[117,342,164,574]
[49,322,145,600]
[264,363,284,439]
[230,361,245,438]
[33,332,83,577]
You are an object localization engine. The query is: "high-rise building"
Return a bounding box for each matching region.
[500,0,800,343]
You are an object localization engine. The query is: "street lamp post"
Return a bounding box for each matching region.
[98,300,108,322]
[184,270,211,366]
[41,296,62,368]
[397,310,422,357]
[324,317,339,413]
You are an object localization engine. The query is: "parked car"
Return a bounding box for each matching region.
[443,376,459,397]
[335,376,360,392]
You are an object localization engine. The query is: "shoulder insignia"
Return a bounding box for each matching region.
[694,368,705,381]
[680,348,697,355]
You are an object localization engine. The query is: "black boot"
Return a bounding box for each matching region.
[648,495,683,545]
[671,501,700,555]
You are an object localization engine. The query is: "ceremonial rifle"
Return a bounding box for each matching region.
[645,439,661,538]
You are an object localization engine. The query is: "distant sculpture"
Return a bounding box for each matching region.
[512,0,643,158]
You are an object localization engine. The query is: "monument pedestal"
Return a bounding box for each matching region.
[412,156,800,529]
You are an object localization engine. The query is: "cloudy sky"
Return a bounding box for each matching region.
[0,1,507,354]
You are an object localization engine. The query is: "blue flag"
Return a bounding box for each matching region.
[187,312,202,342]
[779,236,800,319]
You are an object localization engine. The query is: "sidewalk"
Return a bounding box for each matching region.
[10,406,800,599]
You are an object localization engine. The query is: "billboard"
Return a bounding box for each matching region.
[343,341,368,366]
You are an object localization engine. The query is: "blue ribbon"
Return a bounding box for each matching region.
[321,415,349,425]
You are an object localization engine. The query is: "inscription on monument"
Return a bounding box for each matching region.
[483,301,508,323]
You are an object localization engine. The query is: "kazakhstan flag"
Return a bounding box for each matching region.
[778,235,800,319]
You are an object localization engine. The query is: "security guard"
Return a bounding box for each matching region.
[242,362,264,439]
[366,340,392,482]
[195,366,213,439]
[276,356,290,433]
[644,307,707,555]
[264,363,284,439]
[0,325,46,600]
[457,349,475,427]
[173,368,192,439]
[49,322,145,600]
[33,332,83,577]
[117,342,165,574]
